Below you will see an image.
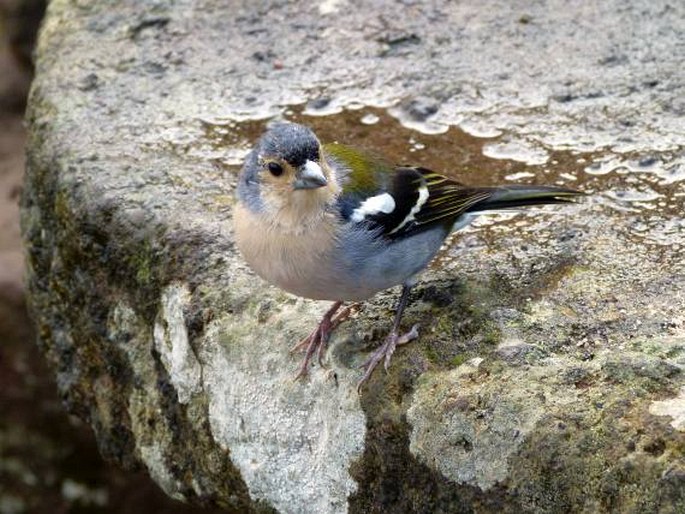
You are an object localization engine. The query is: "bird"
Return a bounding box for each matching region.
[233,121,581,390]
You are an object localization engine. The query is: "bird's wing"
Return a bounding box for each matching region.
[325,143,581,239]
[325,143,490,238]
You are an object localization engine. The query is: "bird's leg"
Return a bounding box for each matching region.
[291,301,360,380]
[292,301,342,380]
[317,302,361,365]
[357,285,419,391]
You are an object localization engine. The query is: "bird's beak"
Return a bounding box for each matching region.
[293,160,328,190]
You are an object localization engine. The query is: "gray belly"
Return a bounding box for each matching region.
[327,226,450,301]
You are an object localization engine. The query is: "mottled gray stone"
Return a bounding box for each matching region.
[21,0,685,513]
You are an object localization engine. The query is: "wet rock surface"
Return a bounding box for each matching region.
[22,0,684,513]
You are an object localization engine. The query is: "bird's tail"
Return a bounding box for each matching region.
[465,185,582,212]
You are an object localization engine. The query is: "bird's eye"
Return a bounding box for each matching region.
[267,162,284,176]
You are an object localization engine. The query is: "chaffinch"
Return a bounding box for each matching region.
[234,121,581,390]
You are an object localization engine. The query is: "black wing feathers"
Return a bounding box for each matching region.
[339,165,580,239]
[370,167,423,234]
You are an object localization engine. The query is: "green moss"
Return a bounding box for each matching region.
[512,392,685,513]
[450,354,468,367]
[130,242,156,285]
[53,189,72,225]
[601,354,681,395]
[481,326,502,346]
[432,312,456,335]
[423,344,440,363]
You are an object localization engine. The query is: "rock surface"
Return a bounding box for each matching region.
[22,0,685,513]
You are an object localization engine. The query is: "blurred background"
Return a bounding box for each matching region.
[0,2,220,512]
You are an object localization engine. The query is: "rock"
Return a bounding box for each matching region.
[408,350,685,509]
[21,0,685,513]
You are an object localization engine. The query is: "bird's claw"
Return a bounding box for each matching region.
[292,321,330,382]
[357,324,419,392]
[291,302,361,380]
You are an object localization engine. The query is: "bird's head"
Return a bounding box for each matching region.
[238,122,338,222]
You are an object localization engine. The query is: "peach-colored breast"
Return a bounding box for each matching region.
[233,203,342,300]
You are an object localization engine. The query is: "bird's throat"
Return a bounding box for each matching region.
[258,185,336,234]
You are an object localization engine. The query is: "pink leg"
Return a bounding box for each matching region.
[292,302,360,380]
[356,325,419,392]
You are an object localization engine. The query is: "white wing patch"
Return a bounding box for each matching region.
[351,193,396,222]
[388,185,429,234]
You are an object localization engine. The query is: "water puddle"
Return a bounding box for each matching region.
[192,106,684,261]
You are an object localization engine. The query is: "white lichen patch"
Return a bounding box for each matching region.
[197,288,365,514]
[649,387,685,432]
[153,283,202,404]
[318,0,346,15]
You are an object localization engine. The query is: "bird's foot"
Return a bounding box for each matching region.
[357,324,419,392]
[291,302,361,380]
